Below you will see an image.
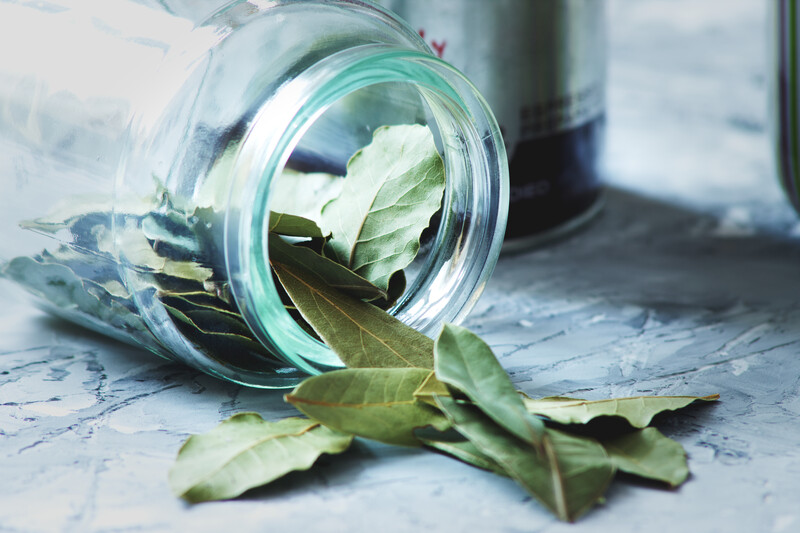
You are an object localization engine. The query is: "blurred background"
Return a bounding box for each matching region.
[605,0,785,229]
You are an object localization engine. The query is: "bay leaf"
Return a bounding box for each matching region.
[90,279,130,299]
[2,256,113,314]
[413,370,450,407]
[141,211,203,262]
[269,212,324,238]
[601,427,689,487]
[269,235,386,301]
[420,437,507,476]
[370,270,406,310]
[161,303,277,371]
[164,306,253,341]
[522,394,720,428]
[19,194,157,234]
[271,254,434,369]
[285,367,449,446]
[321,124,445,292]
[271,168,342,224]
[2,255,151,345]
[435,396,615,522]
[95,220,213,283]
[158,291,240,318]
[169,414,353,503]
[435,324,545,449]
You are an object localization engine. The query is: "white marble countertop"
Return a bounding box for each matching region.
[3,1,800,532]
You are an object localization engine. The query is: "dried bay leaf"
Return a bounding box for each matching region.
[285,367,449,446]
[435,396,615,522]
[601,427,689,487]
[169,414,353,503]
[321,124,445,292]
[271,168,342,225]
[95,220,214,283]
[269,235,386,301]
[435,324,545,449]
[370,270,406,311]
[141,211,203,262]
[19,193,157,235]
[420,437,507,476]
[2,256,95,310]
[269,212,324,239]
[522,394,720,428]
[160,304,278,371]
[271,254,434,369]
[413,370,450,407]
[157,291,240,318]
[1,255,151,346]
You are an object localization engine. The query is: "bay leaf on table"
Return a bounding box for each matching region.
[169,414,353,503]
[286,367,449,446]
[271,253,434,369]
[435,395,615,522]
[600,427,689,487]
[435,324,545,449]
[320,124,446,292]
[522,394,720,428]
[269,234,386,301]
[419,436,508,476]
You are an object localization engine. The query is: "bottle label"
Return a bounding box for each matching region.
[380,0,606,160]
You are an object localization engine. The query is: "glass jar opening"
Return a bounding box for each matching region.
[228,47,509,376]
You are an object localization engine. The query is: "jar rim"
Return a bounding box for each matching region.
[225,44,509,385]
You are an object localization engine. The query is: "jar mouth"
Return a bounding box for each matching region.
[225,45,508,382]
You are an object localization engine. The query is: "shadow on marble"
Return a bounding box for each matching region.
[492,185,800,322]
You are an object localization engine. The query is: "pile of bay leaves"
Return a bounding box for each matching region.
[163,125,717,521]
[1,123,717,521]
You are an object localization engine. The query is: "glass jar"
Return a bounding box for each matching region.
[380,0,606,250]
[0,0,508,387]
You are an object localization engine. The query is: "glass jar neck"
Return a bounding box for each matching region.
[224,44,509,382]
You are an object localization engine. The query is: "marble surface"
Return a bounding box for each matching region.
[3,1,800,532]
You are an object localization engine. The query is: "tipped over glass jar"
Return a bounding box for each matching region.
[0,0,508,387]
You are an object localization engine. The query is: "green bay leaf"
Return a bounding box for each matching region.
[522,394,720,428]
[157,290,240,318]
[285,367,449,446]
[271,168,342,225]
[95,220,213,283]
[435,396,615,522]
[271,254,433,369]
[169,414,353,503]
[161,303,277,371]
[420,437,508,476]
[321,124,445,292]
[269,235,386,301]
[413,370,450,407]
[601,427,689,487]
[269,212,324,238]
[435,324,545,449]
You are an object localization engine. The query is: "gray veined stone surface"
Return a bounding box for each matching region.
[2,1,800,532]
